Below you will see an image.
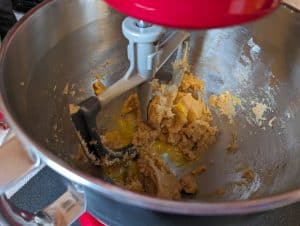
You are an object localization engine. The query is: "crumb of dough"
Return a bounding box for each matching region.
[181,119,217,160]
[226,132,238,153]
[179,73,205,93]
[252,102,268,126]
[180,173,198,194]
[241,169,254,183]
[192,165,207,175]
[268,116,276,127]
[63,83,69,95]
[93,81,106,96]
[209,91,241,123]
[20,81,25,86]
[147,80,177,129]
[68,104,79,114]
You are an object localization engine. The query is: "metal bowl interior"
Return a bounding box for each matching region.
[0,0,300,215]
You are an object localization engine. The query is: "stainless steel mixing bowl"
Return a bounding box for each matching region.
[0,0,300,215]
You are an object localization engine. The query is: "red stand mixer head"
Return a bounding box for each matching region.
[104,0,281,28]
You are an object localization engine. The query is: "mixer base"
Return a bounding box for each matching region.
[9,166,300,226]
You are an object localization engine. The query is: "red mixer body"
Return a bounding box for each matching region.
[104,0,281,28]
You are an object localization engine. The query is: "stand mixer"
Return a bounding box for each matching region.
[71,0,281,165]
[1,0,300,223]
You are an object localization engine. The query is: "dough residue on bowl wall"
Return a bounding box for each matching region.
[251,102,268,126]
[209,91,241,123]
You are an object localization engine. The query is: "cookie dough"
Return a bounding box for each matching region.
[101,67,218,200]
